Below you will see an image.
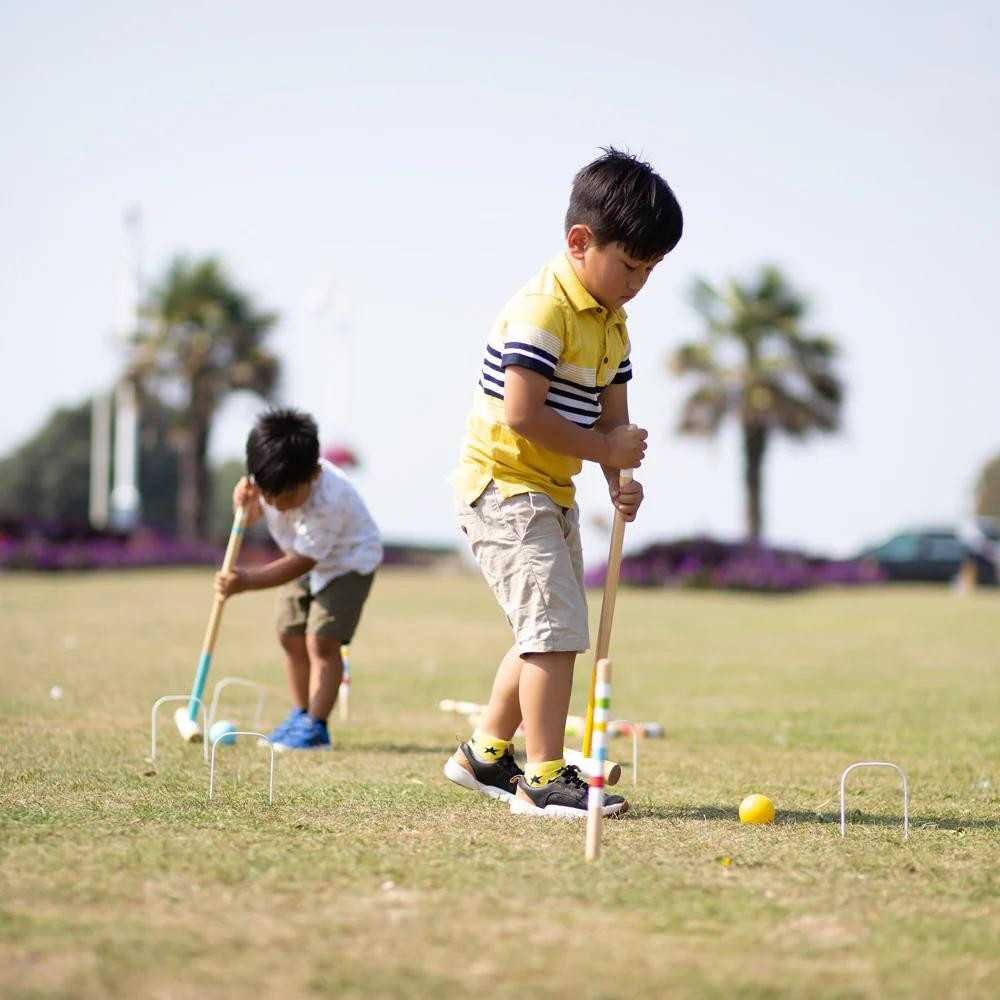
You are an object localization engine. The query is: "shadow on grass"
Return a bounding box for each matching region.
[638,804,998,831]
[362,743,457,756]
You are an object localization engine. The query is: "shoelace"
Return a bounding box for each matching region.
[555,764,590,791]
[498,750,523,781]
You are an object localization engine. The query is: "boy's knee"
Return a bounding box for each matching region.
[279,629,307,651]
[521,650,577,670]
[306,633,342,661]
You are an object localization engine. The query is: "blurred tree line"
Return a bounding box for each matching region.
[0,257,278,542]
[0,399,252,542]
[4,255,995,546]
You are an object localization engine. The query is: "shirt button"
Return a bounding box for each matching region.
[603,356,609,363]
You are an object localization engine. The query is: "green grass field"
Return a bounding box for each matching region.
[2,569,998,999]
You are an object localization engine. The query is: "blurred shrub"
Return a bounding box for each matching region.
[585,536,884,593]
[0,519,279,572]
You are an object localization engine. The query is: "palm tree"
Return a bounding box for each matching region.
[131,257,280,540]
[668,266,844,541]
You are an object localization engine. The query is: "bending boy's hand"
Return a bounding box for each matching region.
[215,569,247,598]
[610,477,644,522]
[232,477,262,523]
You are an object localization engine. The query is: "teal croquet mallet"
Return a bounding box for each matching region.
[174,507,247,742]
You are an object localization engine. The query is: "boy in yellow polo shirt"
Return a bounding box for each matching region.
[445,148,683,817]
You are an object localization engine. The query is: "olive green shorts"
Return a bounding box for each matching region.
[276,572,375,642]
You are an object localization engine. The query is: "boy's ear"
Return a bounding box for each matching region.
[566,224,593,261]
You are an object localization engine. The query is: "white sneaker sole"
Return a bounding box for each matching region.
[443,756,515,802]
[509,797,629,819]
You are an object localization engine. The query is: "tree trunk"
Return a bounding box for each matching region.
[177,416,212,541]
[743,423,768,542]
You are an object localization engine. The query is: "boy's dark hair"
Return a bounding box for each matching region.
[246,408,320,495]
[565,147,683,260]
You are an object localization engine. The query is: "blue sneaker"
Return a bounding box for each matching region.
[259,707,306,747]
[275,714,332,752]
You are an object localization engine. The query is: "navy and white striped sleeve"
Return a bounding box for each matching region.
[612,351,633,384]
[499,296,564,379]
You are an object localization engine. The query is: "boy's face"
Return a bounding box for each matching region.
[566,225,663,311]
[261,467,319,511]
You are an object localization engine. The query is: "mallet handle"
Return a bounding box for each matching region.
[585,657,613,862]
[582,469,632,760]
[185,507,246,721]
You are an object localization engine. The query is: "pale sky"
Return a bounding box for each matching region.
[2,1,998,559]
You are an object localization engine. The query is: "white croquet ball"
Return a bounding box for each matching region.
[49,685,63,700]
[209,720,237,746]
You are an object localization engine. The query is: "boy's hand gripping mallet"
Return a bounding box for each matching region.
[174,507,247,742]
[581,469,632,776]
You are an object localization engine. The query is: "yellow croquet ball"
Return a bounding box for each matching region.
[739,794,775,825]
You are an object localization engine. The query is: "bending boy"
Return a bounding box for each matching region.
[216,408,382,750]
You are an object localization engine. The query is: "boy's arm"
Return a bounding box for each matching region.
[595,382,631,483]
[216,552,315,598]
[594,381,645,522]
[232,476,263,526]
[504,367,647,469]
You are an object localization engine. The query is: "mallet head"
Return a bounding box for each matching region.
[174,706,204,743]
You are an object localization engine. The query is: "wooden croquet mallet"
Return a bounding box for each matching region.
[582,469,632,766]
[174,506,247,742]
[585,656,613,861]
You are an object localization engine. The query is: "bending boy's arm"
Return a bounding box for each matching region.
[504,366,647,469]
[216,552,315,597]
[232,476,264,526]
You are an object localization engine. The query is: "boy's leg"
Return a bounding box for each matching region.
[264,579,312,744]
[306,571,373,720]
[455,486,627,816]
[518,650,575,763]
[445,643,525,799]
[477,644,524,740]
[277,572,373,751]
[279,631,310,709]
[453,644,528,795]
[305,635,343,721]
[476,646,575,758]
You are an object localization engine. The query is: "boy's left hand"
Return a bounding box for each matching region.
[215,569,247,598]
[610,477,644,522]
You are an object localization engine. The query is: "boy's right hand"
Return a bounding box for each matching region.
[215,569,247,598]
[233,477,261,514]
[604,423,648,470]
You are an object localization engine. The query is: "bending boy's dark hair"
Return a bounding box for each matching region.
[566,147,683,260]
[246,408,320,495]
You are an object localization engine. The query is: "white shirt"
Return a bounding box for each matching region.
[261,459,382,593]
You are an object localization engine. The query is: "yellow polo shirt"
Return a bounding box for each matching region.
[454,252,632,508]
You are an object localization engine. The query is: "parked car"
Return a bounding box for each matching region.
[859,522,998,585]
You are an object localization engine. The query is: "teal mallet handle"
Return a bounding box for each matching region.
[175,508,246,740]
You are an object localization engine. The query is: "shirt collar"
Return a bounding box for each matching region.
[551,252,628,322]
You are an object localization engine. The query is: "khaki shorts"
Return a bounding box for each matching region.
[456,482,589,654]
[276,572,375,642]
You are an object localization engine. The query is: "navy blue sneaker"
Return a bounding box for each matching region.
[275,713,332,752]
[259,707,306,747]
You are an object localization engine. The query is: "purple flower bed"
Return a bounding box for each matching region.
[0,535,224,572]
[0,518,292,572]
[585,536,884,593]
